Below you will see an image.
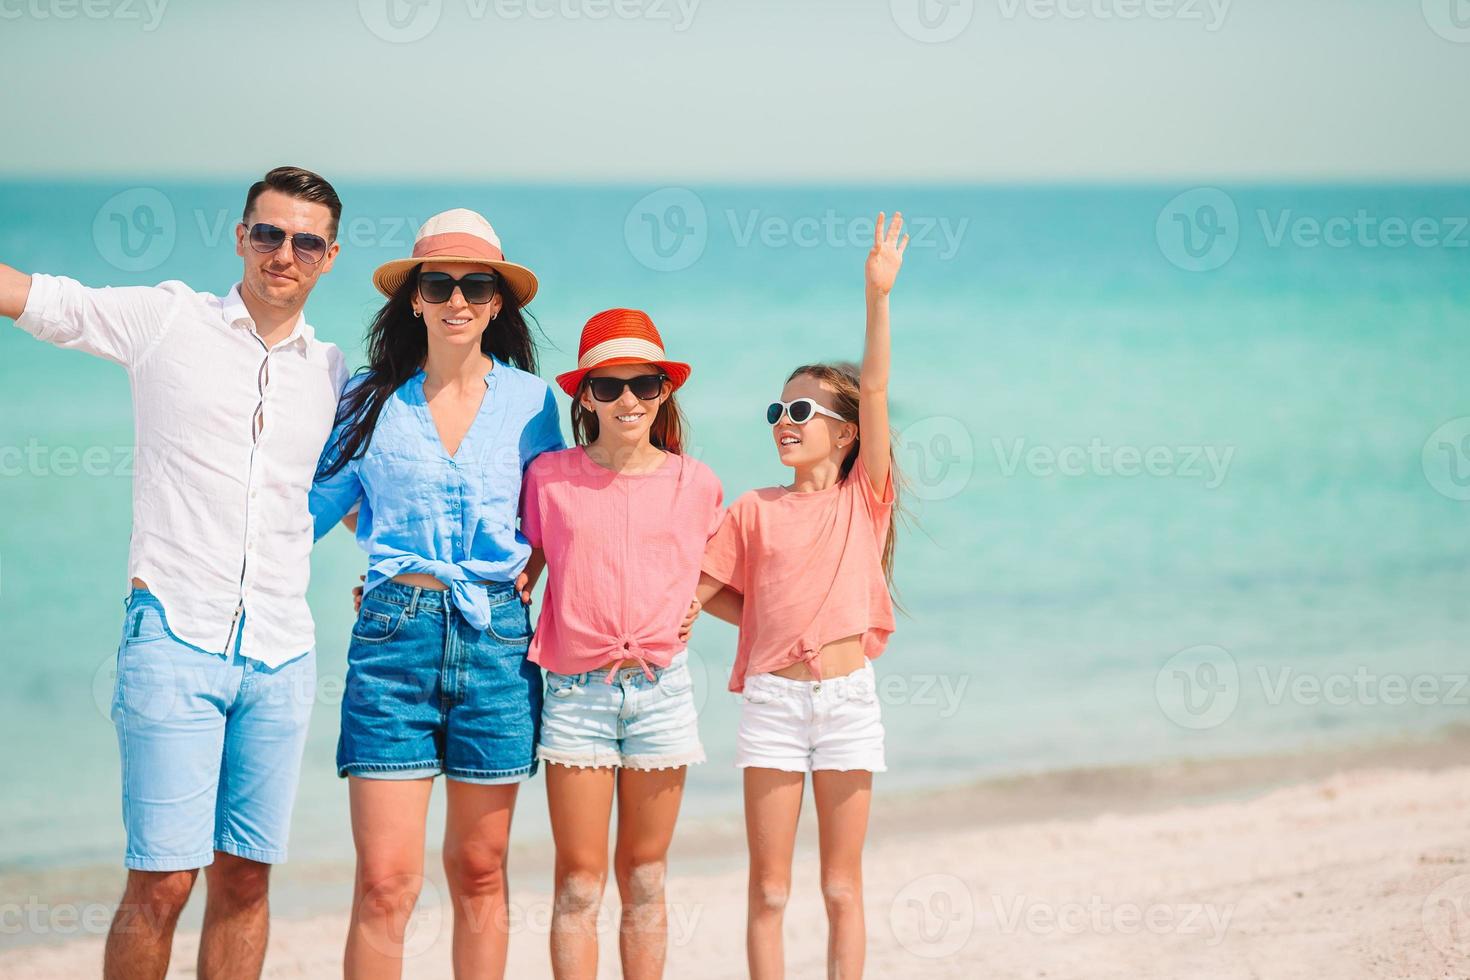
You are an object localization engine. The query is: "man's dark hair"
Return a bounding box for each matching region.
[243,166,342,239]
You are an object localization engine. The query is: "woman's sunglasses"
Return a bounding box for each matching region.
[418,271,499,305]
[247,223,329,265]
[587,374,668,402]
[767,397,847,426]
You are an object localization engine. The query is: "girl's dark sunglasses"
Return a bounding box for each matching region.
[247,223,329,265]
[587,374,668,402]
[418,271,499,305]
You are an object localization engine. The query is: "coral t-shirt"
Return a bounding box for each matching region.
[702,452,896,692]
[520,447,724,678]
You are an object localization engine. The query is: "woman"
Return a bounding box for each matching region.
[311,209,563,979]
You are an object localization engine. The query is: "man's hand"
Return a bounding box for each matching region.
[352,575,364,614]
[515,571,533,605]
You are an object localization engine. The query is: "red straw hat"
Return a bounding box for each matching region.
[555,309,691,397]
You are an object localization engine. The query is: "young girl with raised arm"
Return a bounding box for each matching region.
[518,308,736,980]
[697,212,908,980]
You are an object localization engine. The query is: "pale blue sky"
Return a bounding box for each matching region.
[2,0,1466,181]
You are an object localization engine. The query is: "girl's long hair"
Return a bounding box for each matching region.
[317,265,540,480]
[788,362,904,597]
[571,375,687,454]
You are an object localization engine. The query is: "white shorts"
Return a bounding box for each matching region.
[736,663,887,773]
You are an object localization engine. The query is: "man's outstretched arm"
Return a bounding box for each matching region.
[0,263,32,321]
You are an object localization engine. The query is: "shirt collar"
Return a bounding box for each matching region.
[222,283,315,351]
[412,356,502,389]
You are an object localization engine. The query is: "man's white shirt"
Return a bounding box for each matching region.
[16,274,348,667]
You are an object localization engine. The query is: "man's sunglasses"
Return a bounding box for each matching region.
[246,223,330,265]
[418,271,499,305]
[586,374,668,402]
[767,397,847,426]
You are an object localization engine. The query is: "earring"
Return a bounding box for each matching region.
[413,310,422,318]
[492,312,499,321]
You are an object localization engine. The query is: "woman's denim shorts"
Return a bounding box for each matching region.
[338,580,542,784]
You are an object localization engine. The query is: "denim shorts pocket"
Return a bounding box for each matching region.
[124,598,174,645]
[546,673,579,698]
[658,666,693,697]
[350,600,404,644]
[488,597,531,645]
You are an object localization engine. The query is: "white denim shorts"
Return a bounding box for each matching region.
[736,662,886,773]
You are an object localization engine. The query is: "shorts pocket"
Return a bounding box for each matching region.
[123,597,174,645]
[657,666,693,697]
[742,683,781,705]
[488,596,532,645]
[545,673,579,699]
[350,599,405,644]
[844,677,879,705]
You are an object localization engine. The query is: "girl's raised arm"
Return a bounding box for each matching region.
[860,211,908,495]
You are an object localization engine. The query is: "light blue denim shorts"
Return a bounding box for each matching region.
[112,589,315,871]
[537,650,705,770]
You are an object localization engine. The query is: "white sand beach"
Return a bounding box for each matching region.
[6,732,1470,979]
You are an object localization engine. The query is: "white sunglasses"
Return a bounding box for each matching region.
[766,397,846,426]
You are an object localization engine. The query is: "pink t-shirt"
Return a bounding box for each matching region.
[521,447,724,677]
[702,453,896,692]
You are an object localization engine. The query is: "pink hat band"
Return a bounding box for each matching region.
[412,232,505,264]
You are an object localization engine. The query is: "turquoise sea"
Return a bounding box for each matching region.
[2,181,1468,873]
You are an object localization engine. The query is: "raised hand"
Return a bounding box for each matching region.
[865,211,909,297]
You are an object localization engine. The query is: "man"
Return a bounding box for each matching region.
[0,166,348,980]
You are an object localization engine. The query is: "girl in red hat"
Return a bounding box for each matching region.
[516,308,736,978]
[698,212,909,980]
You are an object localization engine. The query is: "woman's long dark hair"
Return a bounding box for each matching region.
[317,264,540,480]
